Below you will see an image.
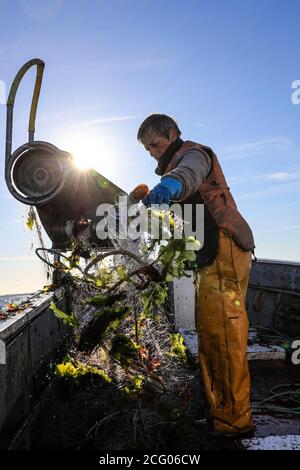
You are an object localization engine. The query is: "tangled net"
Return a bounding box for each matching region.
[35,207,240,450]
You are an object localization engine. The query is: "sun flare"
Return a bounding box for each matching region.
[71,141,101,170]
[58,134,111,172]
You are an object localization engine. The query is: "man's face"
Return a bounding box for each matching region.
[141,129,177,161]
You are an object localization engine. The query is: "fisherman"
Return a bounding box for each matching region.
[136,113,255,436]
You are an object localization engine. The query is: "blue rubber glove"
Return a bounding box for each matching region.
[142,176,183,207]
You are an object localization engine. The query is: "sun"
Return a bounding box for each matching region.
[57,133,109,171]
[70,140,101,170]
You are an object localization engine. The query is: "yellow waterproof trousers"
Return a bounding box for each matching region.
[194,229,254,435]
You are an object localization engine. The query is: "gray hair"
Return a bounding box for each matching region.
[137,113,181,141]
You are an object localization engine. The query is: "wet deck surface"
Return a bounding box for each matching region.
[245,360,300,450]
[2,306,299,450]
[28,346,300,450]
[181,329,300,449]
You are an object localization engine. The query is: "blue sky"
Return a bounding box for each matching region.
[1,0,300,294]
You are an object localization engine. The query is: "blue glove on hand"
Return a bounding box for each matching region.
[142,176,183,207]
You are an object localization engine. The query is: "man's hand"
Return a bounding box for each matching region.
[142,183,172,206]
[142,176,183,207]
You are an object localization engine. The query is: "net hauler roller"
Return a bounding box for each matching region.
[4,58,125,251]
